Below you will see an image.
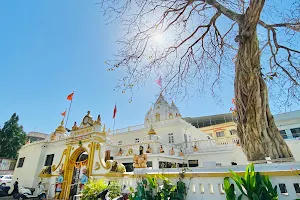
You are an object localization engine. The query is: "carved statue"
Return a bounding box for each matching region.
[50,133,56,141]
[117,148,123,156]
[146,145,152,153]
[169,113,173,119]
[72,122,79,131]
[82,111,94,126]
[160,145,164,153]
[193,145,198,152]
[133,146,147,168]
[170,147,175,155]
[180,149,184,157]
[110,161,126,173]
[94,115,101,125]
[155,113,160,122]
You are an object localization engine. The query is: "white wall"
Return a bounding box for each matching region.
[116,163,300,200]
[13,142,46,187]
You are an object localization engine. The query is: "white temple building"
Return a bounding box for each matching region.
[12,93,300,199]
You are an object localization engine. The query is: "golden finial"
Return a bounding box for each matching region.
[55,120,66,133]
[148,124,156,135]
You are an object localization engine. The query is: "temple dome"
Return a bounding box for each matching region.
[144,93,181,125]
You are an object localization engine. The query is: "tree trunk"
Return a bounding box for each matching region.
[234,0,294,161]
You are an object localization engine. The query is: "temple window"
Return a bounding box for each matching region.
[17,157,25,168]
[291,127,300,138]
[118,141,122,146]
[168,133,174,144]
[229,129,237,135]
[294,183,300,194]
[279,183,288,194]
[44,154,54,166]
[280,130,288,139]
[216,131,225,137]
[135,138,140,143]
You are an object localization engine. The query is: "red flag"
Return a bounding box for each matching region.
[113,104,117,118]
[156,76,162,87]
[67,92,74,101]
[61,111,66,116]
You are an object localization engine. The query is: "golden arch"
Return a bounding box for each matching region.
[62,146,89,199]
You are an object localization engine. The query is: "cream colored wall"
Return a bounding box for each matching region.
[199,122,238,141]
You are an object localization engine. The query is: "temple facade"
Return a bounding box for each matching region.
[12,93,300,199]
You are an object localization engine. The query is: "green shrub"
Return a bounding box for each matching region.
[129,175,187,200]
[107,180,122,199]
[82,178,108,200]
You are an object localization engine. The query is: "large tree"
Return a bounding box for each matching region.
[100,0,300,161]
[0,113,27,159]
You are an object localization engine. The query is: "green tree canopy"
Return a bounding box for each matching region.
[0,113,27,159]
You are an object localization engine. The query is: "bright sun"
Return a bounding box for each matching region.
[153,32,164,44]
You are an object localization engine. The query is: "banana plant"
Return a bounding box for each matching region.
[224,163,278,200]
[224,177,236,200]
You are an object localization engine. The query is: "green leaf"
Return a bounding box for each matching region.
[229,170,247,196]
[224,177,231,190]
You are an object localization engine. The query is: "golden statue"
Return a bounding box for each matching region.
[72,122,79,131]
[155,113,160,122]
[180,149,184,157]
[94,115,101,125]
[146,144,152,153]
[193,145,198,152]
[133,146,147,168]
[50,133,56,141]
[117,148,123,156]
[160,145,164,153]
[110,161,126,173]
[170,147,175,155]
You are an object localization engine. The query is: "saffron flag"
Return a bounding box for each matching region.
[113,104,117,119]
[67,92,74,100]
[61,111,66,117]
[156,76,162,87]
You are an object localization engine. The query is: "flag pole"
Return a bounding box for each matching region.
[65,92,74,128]
[65,100,72,128]
[113,102,117,137]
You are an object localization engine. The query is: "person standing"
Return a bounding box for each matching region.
[55,169,64,199]
[79,169,88,191]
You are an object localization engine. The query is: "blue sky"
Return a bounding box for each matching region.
[0,1,298,134]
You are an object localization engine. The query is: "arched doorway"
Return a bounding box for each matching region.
[64,147,89,200]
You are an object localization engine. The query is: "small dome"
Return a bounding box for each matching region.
[144,93,181,125]
[55,120,66,133]
[170,100,181,117]
[148,125,156,135]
